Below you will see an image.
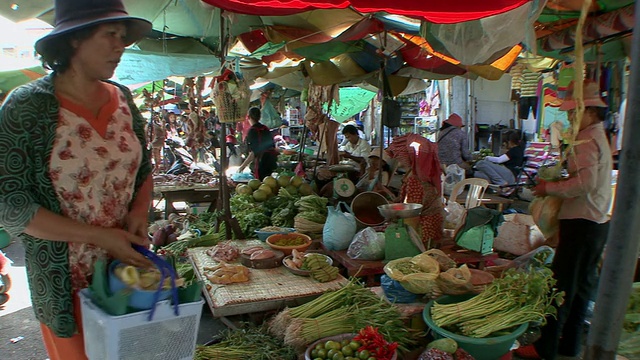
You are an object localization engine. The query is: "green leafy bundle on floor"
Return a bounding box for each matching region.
[194,324,297,360]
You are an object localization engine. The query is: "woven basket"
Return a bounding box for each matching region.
[212,78,251,123]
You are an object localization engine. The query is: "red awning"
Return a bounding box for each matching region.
[202,0,531,24]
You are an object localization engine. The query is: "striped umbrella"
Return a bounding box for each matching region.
[0,66,48,93]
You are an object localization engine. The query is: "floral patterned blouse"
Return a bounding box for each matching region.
[0,75,150,337]
[400,173,444,245]
[51,85,142,290]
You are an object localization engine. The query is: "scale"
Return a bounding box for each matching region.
[328,164,358,199]
[378,203,426,261]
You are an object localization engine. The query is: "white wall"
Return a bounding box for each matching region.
[473,76,515,126]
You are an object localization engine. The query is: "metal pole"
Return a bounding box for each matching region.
[585,1,640,358]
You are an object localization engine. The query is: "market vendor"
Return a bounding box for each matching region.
[515,80,612,360]
[339,124,371,174]
[473,130,524,196]
[0,0,154,358]
[356,150,392,193]
[437,113,472,175]
[238,107,278,180]
[386,134,443,246]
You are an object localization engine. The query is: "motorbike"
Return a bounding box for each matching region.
[0,250,11,305]
[164,138,194,175]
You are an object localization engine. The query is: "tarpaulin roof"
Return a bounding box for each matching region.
[201,0,532,24]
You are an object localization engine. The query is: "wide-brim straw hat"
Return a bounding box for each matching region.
[35,0,152,56]
[559,80,608,111]
[368,149,391,165]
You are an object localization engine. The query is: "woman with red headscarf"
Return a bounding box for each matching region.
[386,134,444,246]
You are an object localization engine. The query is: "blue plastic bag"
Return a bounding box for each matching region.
[322,202,356,251]
[381,275,417,303]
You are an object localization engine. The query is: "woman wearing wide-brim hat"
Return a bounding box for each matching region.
[0,0,153,358]
[437,113,473,175]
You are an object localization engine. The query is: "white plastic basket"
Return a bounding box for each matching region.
[79,289,203,360]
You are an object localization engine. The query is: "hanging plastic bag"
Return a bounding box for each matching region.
[529,196,563,239]
[322,202,357,251]
[443,164,465,195]
[261,100,283,130]
[347,228,385,260]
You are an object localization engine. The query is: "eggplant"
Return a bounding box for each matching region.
[166,233,179,244]
[163,224,175,236]
[152,228,168,248]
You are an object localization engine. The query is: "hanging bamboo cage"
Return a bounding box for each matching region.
[212,76,251,123]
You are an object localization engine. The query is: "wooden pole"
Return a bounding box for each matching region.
[584,1,640,358]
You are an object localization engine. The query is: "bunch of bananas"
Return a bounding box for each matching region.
[304,254,340,283]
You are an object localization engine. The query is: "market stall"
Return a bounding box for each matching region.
[188,240,347,318]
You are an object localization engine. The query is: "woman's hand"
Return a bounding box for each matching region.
[95,228,153,269]
[126,210,149,239]
[532,179,548,197]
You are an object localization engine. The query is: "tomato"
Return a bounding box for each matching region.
[367,357,376,360]
[349,341,361,350]
[341,339,351,347]
[315,343,325,350]
[327,349,338,358]
[317,349,327,358]
[341,346,354,356]
[311,349,319,358]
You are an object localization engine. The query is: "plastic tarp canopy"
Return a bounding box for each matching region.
[201,0,531,24]
[0,66,48,93]
[114,50,221,85]
[324,87,377,122]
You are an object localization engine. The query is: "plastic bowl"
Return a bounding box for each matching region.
[423,294,528,360]
[282,253,333,276]
[108,261,172,310]
[304,333,397,360]
[266,233,312,255]
[254,227,296,242]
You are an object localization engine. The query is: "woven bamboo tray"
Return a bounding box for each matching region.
[188,240,347,317]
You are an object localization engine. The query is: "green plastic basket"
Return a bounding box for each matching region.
[423,294,528,360]
[0,228,10,249]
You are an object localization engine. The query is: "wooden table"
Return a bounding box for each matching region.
[188,241,347,319]
[155,186,219,218]
[321,244,385,286]
[441,245,499,270]
[454,190,514,212]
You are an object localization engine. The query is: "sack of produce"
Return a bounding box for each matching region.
[323,202,357,251]
[529,195,563,239]
[436,265,474,295]
[494,214,545,256]
[384,255,440,294]
[424,249,456,271]
[347,227,385,260]
[444,200,466,230]
[380,274,418,303]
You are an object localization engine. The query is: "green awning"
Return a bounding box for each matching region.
[325,87,377,122]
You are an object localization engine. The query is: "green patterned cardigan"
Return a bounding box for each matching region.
[0,74,151,337]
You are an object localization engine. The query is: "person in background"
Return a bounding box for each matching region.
[238,107,278,180]
[339,124,371,173]
[437,113,472,175]
[473,130,524,196]
[0,0,153,358]
[515,81,612,360]
[356,150,394,196]
[151,114,166,173]
[386,134,443,247]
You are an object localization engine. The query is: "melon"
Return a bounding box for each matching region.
[252,189,268,202]
[263,176,277,190]
[248,179,261,190]
[289,175,304,188]
[236,184,253,195]
[258,184,273,196]
[298,183,313,196]
[276,174,291,187]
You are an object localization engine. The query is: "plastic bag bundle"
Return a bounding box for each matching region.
[424,249,456,271]
[380,275,418,304]
[383,254,440,294]
[444,200,466,230]
[322,202,356,251]
[212,75,251,124]
[436,264,474,295]
[530,196,563,239]
[347,228,385,261]
[443,164,465,196]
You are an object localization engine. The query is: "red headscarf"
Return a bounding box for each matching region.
[386,133,442,194]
